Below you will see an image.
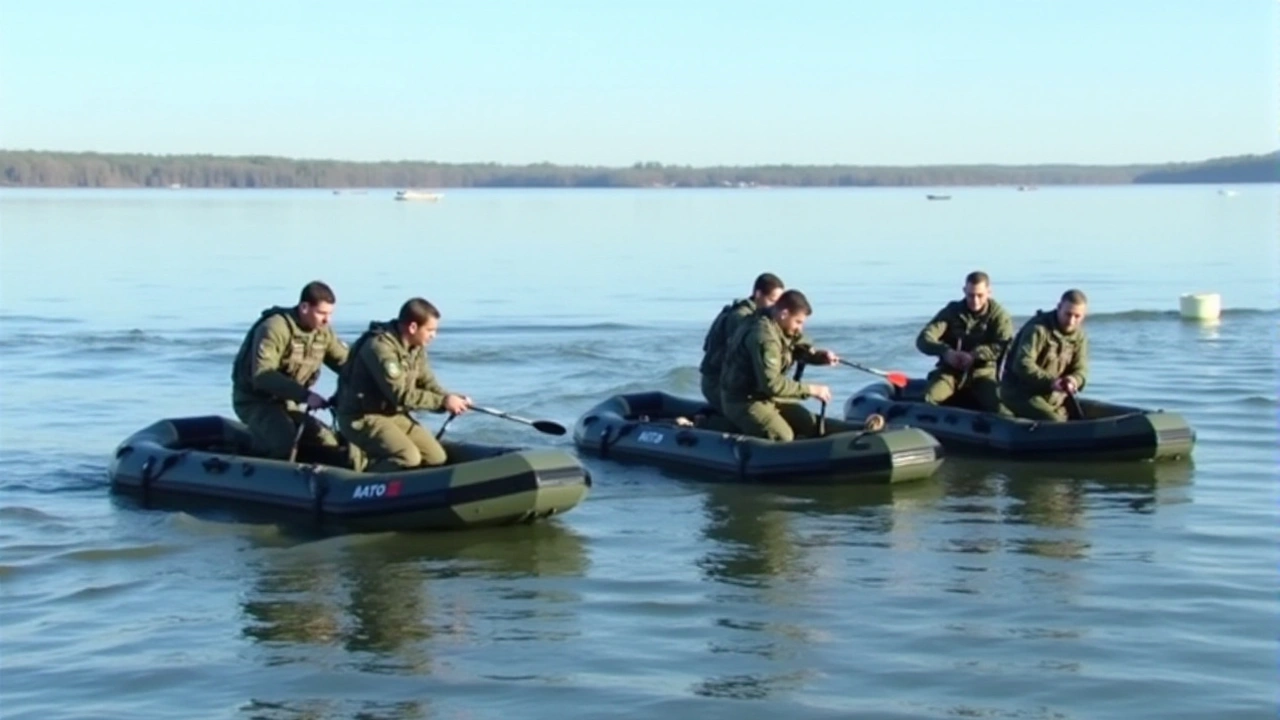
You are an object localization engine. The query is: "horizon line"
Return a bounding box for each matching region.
[3,146,1278,170]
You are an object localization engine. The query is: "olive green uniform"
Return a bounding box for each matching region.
[699,298,759,408]
[230,306,348,461]
[915,298,1013,413]
[697,297,763,431]
[1000,309,1090,421]
[333,320,454,472]
[719,313,821,442]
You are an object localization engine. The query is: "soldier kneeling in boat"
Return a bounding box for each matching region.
[230,280,354,466]
[695,272,786,430]
[332,297,474,471]
[718,289,839,442]
[1000,289,1091,422]
[915,270,1014,415]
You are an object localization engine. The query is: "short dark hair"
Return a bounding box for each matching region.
[753,272,784,296]
[399,297,440,325]
[299,280,335,305]
[1060,288,1088,305]
[965,271,990,287]
[774,289,812,315]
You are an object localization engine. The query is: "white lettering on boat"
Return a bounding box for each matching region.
[352,480,403,500]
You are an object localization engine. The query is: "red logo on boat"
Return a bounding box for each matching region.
[386,480,402,497]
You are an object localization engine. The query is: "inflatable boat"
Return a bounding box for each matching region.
[107,414,591,533]
[842,379,1196,462]
[572,391,944,485]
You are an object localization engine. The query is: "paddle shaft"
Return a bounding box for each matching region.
[288,407,321,463]
[1066,389,1085,421]
[434,404,568,439]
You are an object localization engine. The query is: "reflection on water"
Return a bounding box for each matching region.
[240,699,431,720]
[237,522,589,716]
[936,457,1196,600]
[694,481,950,588]
[688,480,947,700]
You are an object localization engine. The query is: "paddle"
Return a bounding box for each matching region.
[1066,389,1086,421]
[838,359,909,388]
[288,411,310,463]
[435,405,567,439]
[288,405,328,463]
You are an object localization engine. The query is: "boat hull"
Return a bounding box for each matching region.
[842,379,1196,462]
[107,415,591,533]
[572,391,944,485]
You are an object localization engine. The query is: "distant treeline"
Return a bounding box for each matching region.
[1,149,1276,189]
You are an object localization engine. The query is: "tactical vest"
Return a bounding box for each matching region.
[1003,310,1078,383]
[699,298,754,376]
[947,301,1001,368]
[336,321,424,415]
[721,315,800,401]
[232,306,329,397]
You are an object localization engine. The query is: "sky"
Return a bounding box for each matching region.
[0,0,1275,166]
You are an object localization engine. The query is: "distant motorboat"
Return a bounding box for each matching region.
[395,189,443,202]
[1217,188,1238,197]
[926,194,951,201]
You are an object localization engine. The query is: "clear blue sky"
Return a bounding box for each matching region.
[0,0,1275,166]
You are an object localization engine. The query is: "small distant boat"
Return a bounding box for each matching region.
[395,189,443,202]
[1217,188,1238,197]
[926,194,951,201]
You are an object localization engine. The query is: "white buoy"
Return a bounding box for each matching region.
[1179,292,1222,321]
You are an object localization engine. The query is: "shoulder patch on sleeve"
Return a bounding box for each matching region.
[383,359,402,379]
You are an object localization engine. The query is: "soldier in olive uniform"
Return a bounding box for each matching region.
[696,272,785,429]
[1000,289,1090,422]
[915,270,1014,414]
[719,289,840,442]
[230,281,350,463]
[333,297,473,472]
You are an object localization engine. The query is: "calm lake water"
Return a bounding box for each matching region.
[0,185,1276,719]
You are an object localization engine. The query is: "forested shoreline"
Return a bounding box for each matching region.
[1,149,1275,188]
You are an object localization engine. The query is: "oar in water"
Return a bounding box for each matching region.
[837,358,909,388]
[435,405,568,439]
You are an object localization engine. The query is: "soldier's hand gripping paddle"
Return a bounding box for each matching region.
[838,359,909,388]
[435,405,568,439]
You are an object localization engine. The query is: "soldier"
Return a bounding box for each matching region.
[719,289,840,441]
[1000,289,1090,422]
[230,280,349,463]
[333,297,473,471]
[915,270,1014,413]
[697,272,785,427]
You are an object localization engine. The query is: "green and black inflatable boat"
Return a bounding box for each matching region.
[107,415,591,533]
[842,379,1196,462]
[572,391,944,484]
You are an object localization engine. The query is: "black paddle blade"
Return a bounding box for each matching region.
[533,420,567,435]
